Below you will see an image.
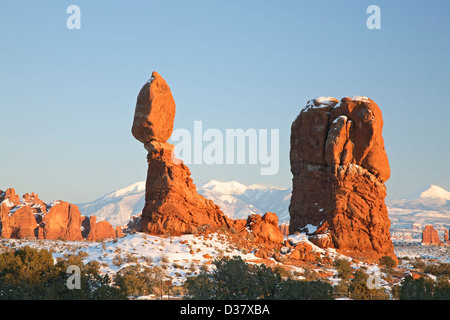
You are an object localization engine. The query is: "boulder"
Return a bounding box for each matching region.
[246,212,284,244]
[132,71,176,147]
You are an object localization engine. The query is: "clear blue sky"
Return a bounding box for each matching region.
[1,0,449,203]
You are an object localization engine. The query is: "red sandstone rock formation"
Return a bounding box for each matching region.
[288,242,316,262]
[422,225,442,245]
[39,201,83,240]
[85,215,118,241]
[289,96,395,263]
[245,212,284,244]
[0,188,21,207]
[1,206,37,239]
[132,72,230,236]
[1,188,40,239]
[0,188,121,241]
[444,228,449,244]
[279,223,289,236]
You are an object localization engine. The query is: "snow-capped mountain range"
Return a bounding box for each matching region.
[77,181,449,235]
[78,181,146,227]
[199,180,291,222]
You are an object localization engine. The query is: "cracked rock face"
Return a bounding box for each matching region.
[289,96,396,263]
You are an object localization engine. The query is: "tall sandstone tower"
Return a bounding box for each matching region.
[289,96,396,262]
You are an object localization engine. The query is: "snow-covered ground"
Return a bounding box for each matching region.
[0,232,258,286]
[0,231,447,300]
[393,239,450,263]
[0,231,351,286]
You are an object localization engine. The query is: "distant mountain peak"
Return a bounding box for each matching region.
[93,181,146,203]
[201,180,248,195]
[419,185,450,201]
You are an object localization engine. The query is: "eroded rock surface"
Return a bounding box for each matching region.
[289,96,395,262]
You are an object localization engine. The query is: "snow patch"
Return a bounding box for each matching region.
[315,97,337,105]
[351,95,370,102]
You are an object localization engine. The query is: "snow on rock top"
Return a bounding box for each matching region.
[303,97,340,112]
[351,95,370,102]
[420,185,450,201]
[315,97,338,105]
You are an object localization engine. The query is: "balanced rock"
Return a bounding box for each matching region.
[132,71,176,148]
[132,72,230,235]
[289,96,395,262]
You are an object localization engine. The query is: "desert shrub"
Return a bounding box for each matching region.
[114,264,165,297]
[344,269,389,300]
[424,263,450,277]
[379,255,396,271]
[0,246,126,300]
[396,275,450,300]
[276,278,333,300]
[184,256,333,300]
[334,258,353,280]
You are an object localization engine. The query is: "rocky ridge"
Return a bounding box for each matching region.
[0,188,121,241]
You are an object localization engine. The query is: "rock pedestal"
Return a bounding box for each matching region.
[139,141,229,235]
